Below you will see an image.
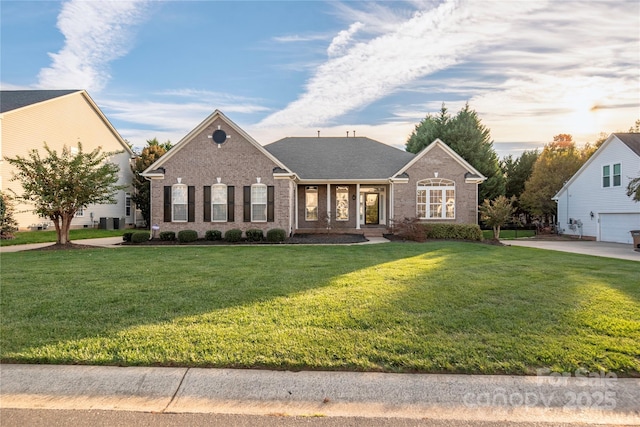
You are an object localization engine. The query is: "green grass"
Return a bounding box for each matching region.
[1,242,638,375]
[0,228,128,246]
[482,229,536,240]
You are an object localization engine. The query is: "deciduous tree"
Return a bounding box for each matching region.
[520,135,589,219]
[479,195,516,240]
[0,191,18,239]
[4,143,124,245]
[406,103,505,202]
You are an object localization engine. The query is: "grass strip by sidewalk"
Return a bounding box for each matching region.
[1,242,638,375]
[0,228,128,246]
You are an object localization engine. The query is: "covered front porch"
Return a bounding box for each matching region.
[293,182,392,235]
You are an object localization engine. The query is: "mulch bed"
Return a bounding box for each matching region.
[121,233,369,246]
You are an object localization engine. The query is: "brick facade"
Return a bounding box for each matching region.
[393,143,478,224]
[148,116,292,237]
[145,113,483,238]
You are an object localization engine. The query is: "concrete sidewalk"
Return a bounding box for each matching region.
[502,239,640,262]
[1,364,638,424]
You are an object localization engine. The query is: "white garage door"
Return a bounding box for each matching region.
[600,213,640,244]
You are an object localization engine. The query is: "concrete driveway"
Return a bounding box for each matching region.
[502,239,640,262]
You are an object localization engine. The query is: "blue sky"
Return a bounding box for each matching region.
[1,0,639,157]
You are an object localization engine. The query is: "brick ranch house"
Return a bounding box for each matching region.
[142,110,485,237]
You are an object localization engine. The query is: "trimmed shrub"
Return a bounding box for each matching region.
[131,231,150,243]
[122,231,134,242]
[423,223,483,241]
[205,230,222,241]
[159,231,176,241]
[177,229,198,243]
[245,229,264,242]
[266,228,287,243]
[389,217,426,242]
[224,228,243,243]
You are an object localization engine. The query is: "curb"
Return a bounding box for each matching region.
[1,365,638,424]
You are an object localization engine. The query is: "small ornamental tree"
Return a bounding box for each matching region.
[4,143,125,245]
[480,195,517,240]
[627,177,640,202]
[0,191,18,239]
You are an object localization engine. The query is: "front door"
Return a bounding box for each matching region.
[365,193,379,224]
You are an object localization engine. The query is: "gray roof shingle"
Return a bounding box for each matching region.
[614,133,640,157]
[0,90,80,113]
[264,137,415,180]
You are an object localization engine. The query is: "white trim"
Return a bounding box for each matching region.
[554,134,639,200]
[356,183,361,229]
[393,139,486,180]
[142,110,290,175]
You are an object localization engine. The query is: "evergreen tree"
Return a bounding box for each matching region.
[131,138,171,227]
[0,191,18,239]
[406,103,505,202]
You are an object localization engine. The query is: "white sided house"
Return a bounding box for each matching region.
[553,133,640,244]
[0,90,136,230]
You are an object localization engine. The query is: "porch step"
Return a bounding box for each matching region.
[362,229,386,238]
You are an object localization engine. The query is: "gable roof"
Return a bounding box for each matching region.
[614,133,640,157]
[0,89,133,156]
[393,139,486,182]
[0,90,80,114]
[264,137,415,181]
[553,133,640,200]
[142,110,290,176]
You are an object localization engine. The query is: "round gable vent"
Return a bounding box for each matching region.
[212,129,227,144]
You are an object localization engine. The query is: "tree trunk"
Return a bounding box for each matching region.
[493,226,500,240]
[58,214,73,245]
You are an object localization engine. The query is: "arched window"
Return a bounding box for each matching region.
[212,183,227,222]
[172,183,188,222]
[416,178,455,219]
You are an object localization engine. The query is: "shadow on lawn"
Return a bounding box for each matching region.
[1,242,638,375]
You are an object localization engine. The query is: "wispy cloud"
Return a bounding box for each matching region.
[258,0,547,128]
[37,0,149,92]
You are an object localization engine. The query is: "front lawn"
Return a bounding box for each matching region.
[0,228,128,246]
[1,242,638,375]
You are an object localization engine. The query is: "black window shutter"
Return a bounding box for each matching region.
[203,186,211,222]
[267,186,275,222]
[163,186,172,222]
[243,186,251,222]
[227,186,235,222]
[188,186,195,222]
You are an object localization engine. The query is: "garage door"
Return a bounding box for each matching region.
[600,213,640,244]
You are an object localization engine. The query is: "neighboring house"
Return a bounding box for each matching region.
[0,90,135,230]
[553,133,640,244]
[142,110,485,237]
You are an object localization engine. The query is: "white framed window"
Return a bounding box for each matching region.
[305,186,318,221]
[251,183,267,222]
[172,183,188,222]
[417,178,455,219]
[336,186,349,221]
[212,183,227,222]
[75,207,84,217]
[125,193,132,216]
[603,163,621,188]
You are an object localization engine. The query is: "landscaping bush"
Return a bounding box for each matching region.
[266,228,287,243]
[159,231,176,241]
[389,217,426,242]
[177,230,198,243]
[205,230,222,241]
[122,231,134,242]
[245,229,264,242]
[224,229,243,242]
[423,223,483,241]
[131,231,150,243]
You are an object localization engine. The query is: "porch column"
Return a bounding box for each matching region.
[389,181,394,225]
[356,183,361,229]
[293,181,298,233]
[326,183,331,227]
